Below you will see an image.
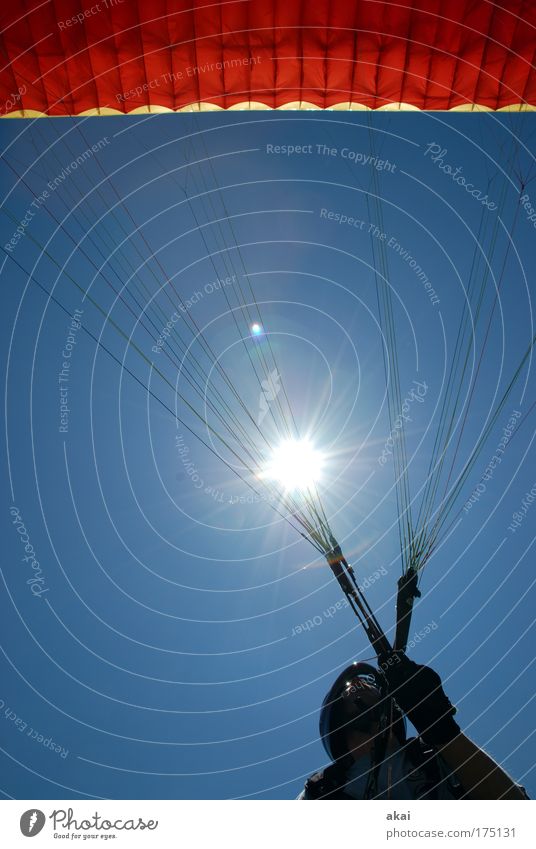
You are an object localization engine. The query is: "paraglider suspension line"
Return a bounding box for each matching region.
[326,542,392,659]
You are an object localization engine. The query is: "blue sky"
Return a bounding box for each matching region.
[1,110,535,799]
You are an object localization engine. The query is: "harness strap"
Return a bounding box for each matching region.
[304,740,462,800]
[303,758,354,800]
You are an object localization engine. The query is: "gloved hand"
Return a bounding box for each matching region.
[382,652,460,747]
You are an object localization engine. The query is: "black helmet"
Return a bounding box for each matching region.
[319,662,405,761]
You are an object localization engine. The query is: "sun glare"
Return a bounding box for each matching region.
[262,439,324,491]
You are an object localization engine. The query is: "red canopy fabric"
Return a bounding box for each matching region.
[1,0,535,116]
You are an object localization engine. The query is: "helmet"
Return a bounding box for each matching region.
[319,662,405,762]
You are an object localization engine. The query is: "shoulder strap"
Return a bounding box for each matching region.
[303,758,355,800]
[405,738,441,799]
[405,737,462,799]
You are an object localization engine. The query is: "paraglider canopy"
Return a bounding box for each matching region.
[1,0,535,117]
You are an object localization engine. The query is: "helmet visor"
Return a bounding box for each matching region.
[339,677,384,729]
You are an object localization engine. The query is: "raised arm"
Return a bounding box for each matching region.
[438,732,527,800]
[383,652,528,800]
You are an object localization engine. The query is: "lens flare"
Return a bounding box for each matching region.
[262,439,324,491]
[250,322,263,336]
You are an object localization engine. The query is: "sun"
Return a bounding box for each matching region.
[261,439,324,491]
